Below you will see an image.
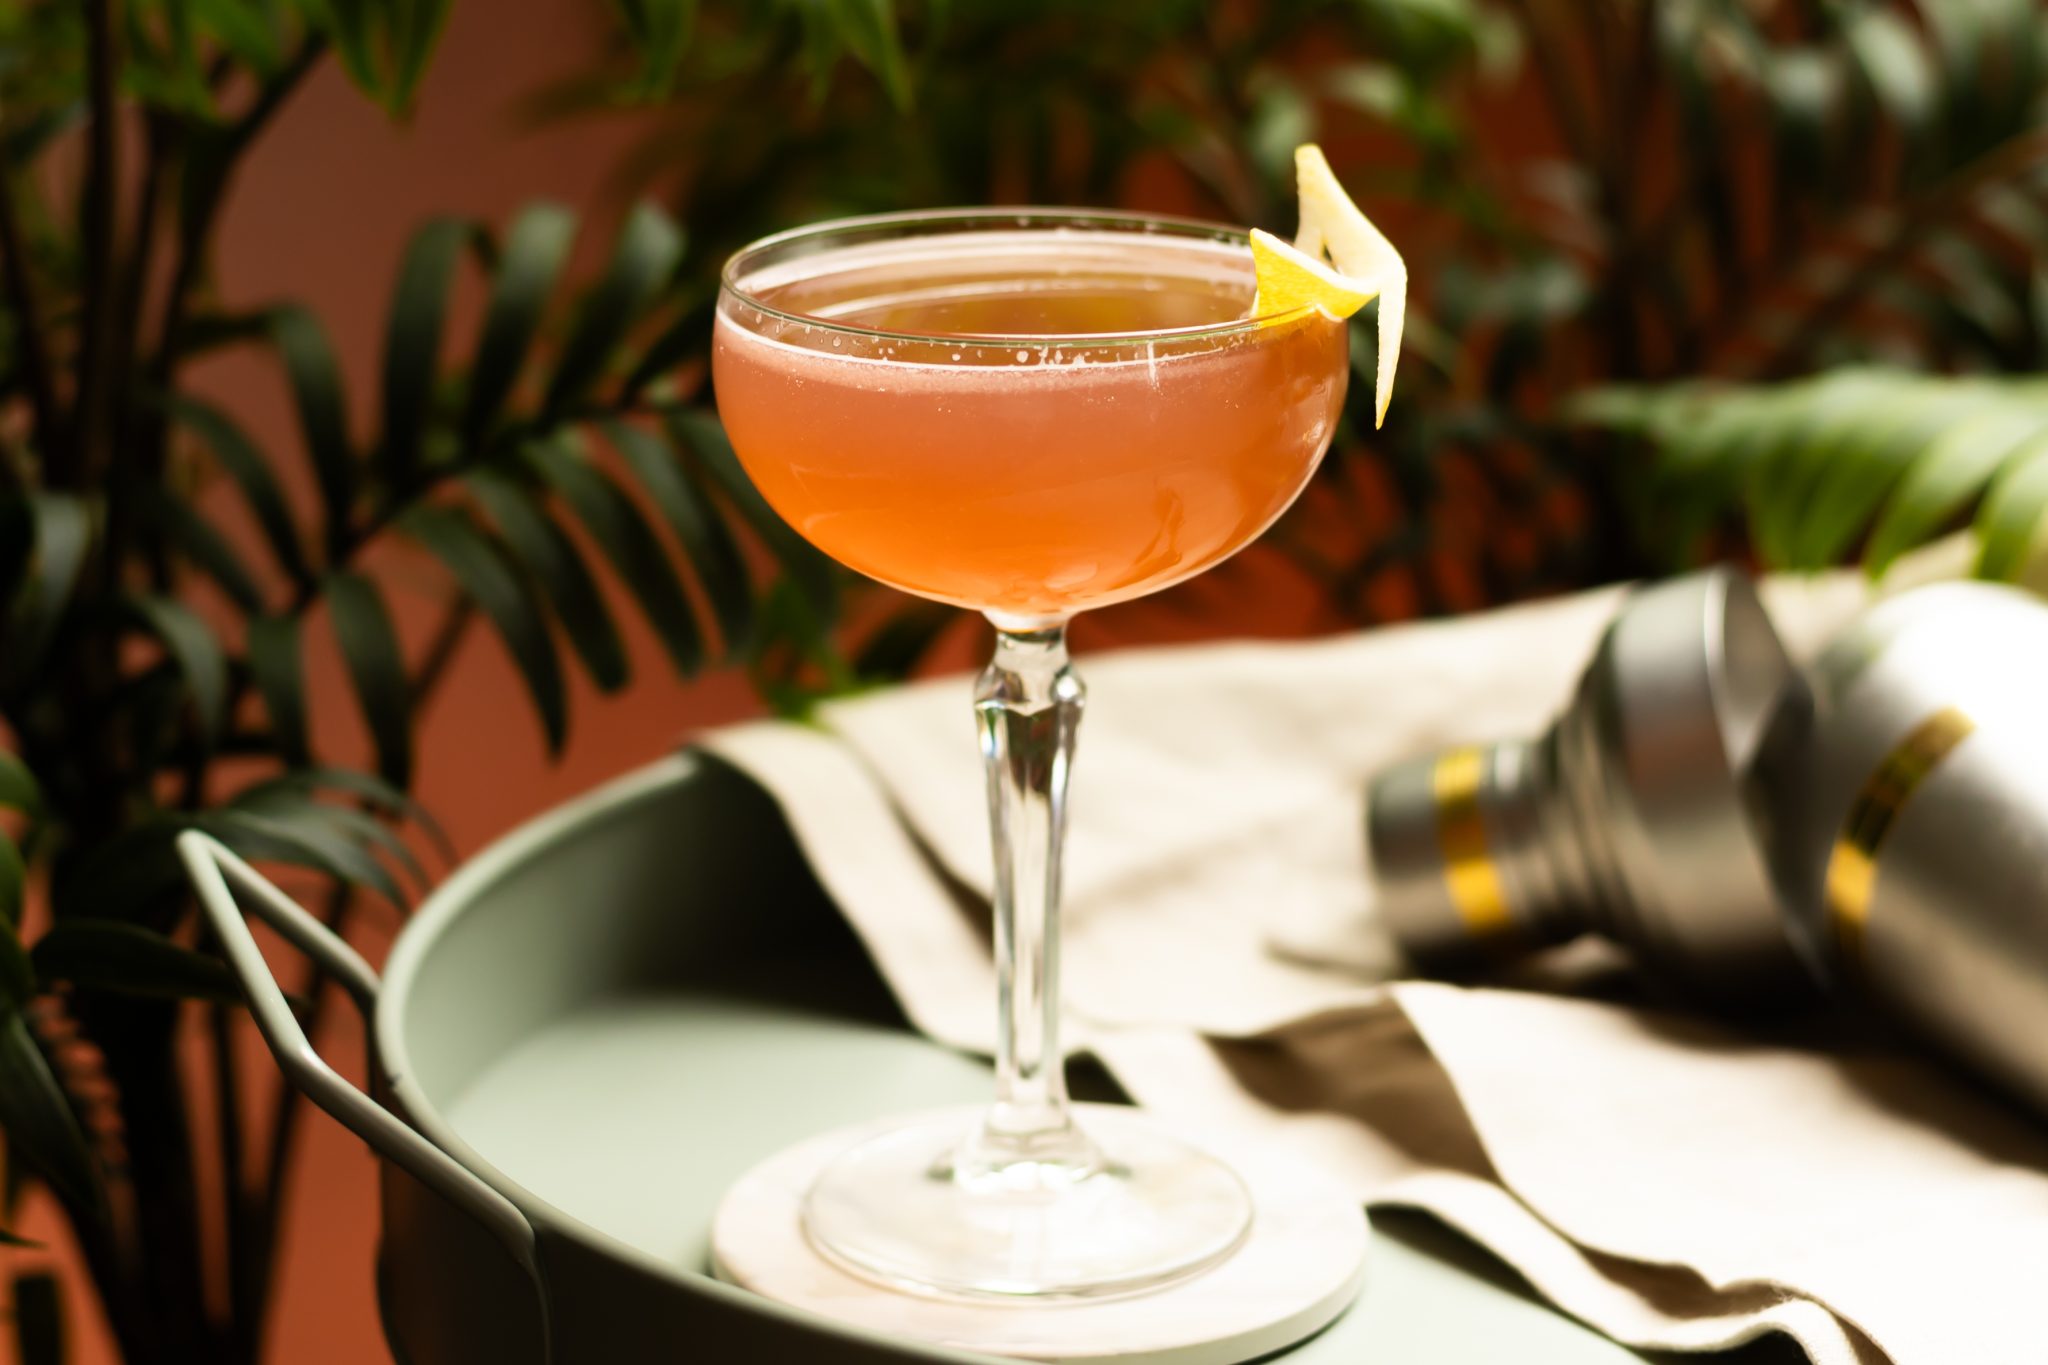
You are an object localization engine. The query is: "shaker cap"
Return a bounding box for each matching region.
[1369,568,1814,995]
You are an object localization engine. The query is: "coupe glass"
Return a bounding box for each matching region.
[712,209,1349,1300]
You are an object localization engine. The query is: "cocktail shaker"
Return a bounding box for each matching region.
[1369,570,2048,1110]
[1369,567,1815,999]
[1757,582,2048,1107]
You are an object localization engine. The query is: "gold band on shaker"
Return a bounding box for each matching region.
[1824,707,1975,963]
[1432,747,1514,940]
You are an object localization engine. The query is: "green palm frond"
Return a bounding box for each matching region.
[1570,371,2048,580]
[152,200,819,782]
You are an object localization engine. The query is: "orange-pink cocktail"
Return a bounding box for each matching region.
[712,209,1354,1304]
[714,226,1347,622]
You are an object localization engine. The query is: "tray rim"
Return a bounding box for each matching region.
[373,751,999,1362]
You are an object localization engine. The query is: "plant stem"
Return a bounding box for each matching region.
[73,0,123,493]
[114,116,175,588]
[165,37,326,361]
[0,169,61,471]
[138,38,327,499]
[209,1004,258,1365]
[82,997,212,1362]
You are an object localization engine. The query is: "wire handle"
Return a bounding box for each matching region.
[177,831,540,1275]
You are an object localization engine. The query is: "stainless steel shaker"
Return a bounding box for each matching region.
[1370,569,2048,1111]
[1757,581,2048,1107]
[1369,567,1815,999]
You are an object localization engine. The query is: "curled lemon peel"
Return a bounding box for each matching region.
[1249,143,1408,428]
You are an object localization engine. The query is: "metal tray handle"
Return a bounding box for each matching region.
[178,832,541,1277]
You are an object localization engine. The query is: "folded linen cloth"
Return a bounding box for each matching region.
[701,569,2047,1365]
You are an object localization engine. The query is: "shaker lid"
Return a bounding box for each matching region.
[1368,568,1815,997]
[1590,567,1814,992]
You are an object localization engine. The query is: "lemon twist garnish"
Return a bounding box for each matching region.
[1250,143,1408,428]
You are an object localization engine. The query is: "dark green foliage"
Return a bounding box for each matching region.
[0,1014,103,1226]
[468,469,632,690]
[380,217,471,485]
[401,505,568,752]
[30,920,243,1004]
[0,4,843,1359]
[520,0,2048,686]
[324,572,413,788]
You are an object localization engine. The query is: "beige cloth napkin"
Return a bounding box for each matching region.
[702,571,2048,1365]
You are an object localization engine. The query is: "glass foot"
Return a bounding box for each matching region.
[802,1105,1254,1300]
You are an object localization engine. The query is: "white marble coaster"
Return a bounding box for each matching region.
[712,1103,1369,1364]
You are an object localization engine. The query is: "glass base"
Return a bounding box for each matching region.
[801,1105,1254,1301]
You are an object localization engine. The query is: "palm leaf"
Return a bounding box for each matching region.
[137,486,265,613]
[1867,413,2048,573]
[272,306,357,562]
[1788,383,1993,568]
[381,217,470,486]
[320,0,385,105]
[605,419,752,652]
[466,470,629,690]
[190,0,283,75]
[3,494,91,693]
[224,789,428,892]
[617,295,712,402]
[0,1013,104,1222]
[125,595,228,747]
[324,573,412,789]
[0,754,38,817]
[526,434,702,674]
[543,203,685,416]
[666,409,837,625]
[315,0,451,113]
[230,765,453,862]
[164,393,312,588]
[197,807,405,907]
[819,0,912,110]
[1841,7,1938,144]
[31,921,242,1004]
[400,504,567,753]
[463,204,578,444]
[391,0,456,111]
[609,0,697,98]
[245,615,310,766]
[1976,438,2048,579]
[1572,373,2048,581]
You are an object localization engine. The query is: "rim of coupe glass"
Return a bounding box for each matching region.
[717,206,1317,347]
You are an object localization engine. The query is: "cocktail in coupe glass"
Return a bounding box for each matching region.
[713,209,1350,1301]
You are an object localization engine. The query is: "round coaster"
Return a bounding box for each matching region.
[711,1103,1369,1364]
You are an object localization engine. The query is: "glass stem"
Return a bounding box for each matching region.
[962,622,1098,1175]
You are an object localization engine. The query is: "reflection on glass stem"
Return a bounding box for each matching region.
[955,621,1106,1186]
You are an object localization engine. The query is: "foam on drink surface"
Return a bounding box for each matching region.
[727,231,1261,373]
